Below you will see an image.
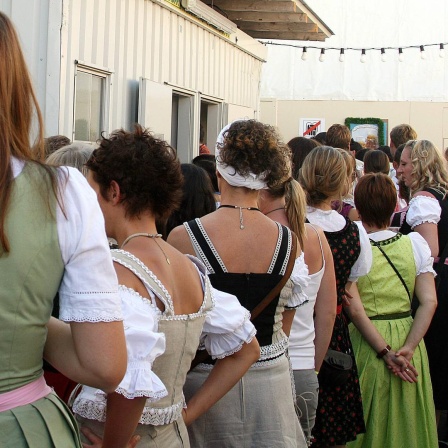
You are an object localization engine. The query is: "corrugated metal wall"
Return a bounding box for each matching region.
[60,0,264,137]
[0,0,62,135]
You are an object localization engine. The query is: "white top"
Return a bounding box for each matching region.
[406,195,442,228]
[73,254,256,424]
[306,207,372,281]
[12,157,122,322]
[289,226,325,370]
[369,230,436,276]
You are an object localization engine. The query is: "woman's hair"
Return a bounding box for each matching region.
[363,150,390,175]
[164,164,216,237]
[0,13,60,252]
[287,136,319,179]
[218,120,291,190]
[192,154,218,192]
[354,173,397,228]
[405,139,448,195]
[44,135,71,157]
[46,143,93,177]
[355,148,368,161]
[336,148,356,198]
[299,146,349,206]
[378,145,393,162]
[86,124,183,220]
[268,178,307,247]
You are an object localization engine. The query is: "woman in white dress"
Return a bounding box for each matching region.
[73,125,260,448]
[258,177,336,446]
[397,139,448,426]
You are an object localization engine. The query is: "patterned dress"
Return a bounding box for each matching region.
[347,231,437,448]
[312,218,366,447]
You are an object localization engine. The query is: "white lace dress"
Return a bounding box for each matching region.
[73,251,255,447]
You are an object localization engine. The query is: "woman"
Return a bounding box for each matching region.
[397,139,448,423]
[258,177,337,445]
[73,126,259,448]
[0,12,127,447]
[287,136,320,179]
[346,173,437,448]
[168,119,309,447]
[299,146,372,448]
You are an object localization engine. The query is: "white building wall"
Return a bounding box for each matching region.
[59,0,265,138]
[0,0,62,135]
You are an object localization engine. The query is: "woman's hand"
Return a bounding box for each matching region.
[394,345,415,362]
[383,351,418,383]
[80,427,141,448]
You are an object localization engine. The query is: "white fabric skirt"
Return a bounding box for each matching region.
[76,415,189,448]
[184,354,306,448]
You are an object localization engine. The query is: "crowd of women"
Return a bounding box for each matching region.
[1,10,447,448]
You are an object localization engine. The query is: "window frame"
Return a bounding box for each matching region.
[73,61,113,143]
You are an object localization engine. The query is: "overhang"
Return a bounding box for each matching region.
[201,0,333,41]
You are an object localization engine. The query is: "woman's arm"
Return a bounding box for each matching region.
[413,223,439,257]
[408,192,441,257]
[395,272,437,360]
[313,237,337,371]
[44,318,127,393]
[183,339,260,426]
[282,309,295,337]
[100,394,147,448]
[344,283,418,382]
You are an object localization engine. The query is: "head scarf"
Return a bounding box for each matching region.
[215,120,268,190]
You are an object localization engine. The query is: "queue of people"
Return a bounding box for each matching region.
[1,10,447,448]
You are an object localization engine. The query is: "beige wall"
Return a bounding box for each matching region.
[260,99,448,151]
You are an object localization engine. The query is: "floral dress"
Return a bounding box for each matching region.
[306,208,371,447]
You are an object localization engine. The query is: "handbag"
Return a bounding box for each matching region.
[319,349,353,388]
[190,230,298,370]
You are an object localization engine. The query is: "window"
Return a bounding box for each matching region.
[74,63,111,142]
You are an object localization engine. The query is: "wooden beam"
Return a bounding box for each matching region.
[248,31,327,41]
[203,0,297,13]
[240,22,318,33]
[226,11,307,23]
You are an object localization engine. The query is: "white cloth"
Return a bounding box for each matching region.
[406,195,441,228]
[215,121,268,190]
[289,257,325,370]
[11,157,122,323]
[306,207,372,281]
[369,230,436,276]
[201,288,256,359]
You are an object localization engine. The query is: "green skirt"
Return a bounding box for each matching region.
[0,392,82,448]
[347,317,437,448]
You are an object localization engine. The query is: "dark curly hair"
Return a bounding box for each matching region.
[86,125,183,219]
[218,120,291,189]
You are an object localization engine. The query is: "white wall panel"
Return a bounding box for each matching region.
[60,0,264,137]
[0,0,62,135]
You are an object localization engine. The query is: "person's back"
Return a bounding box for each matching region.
[0,163,63,391]
[170,119,308,448]
[0,12,126,447]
